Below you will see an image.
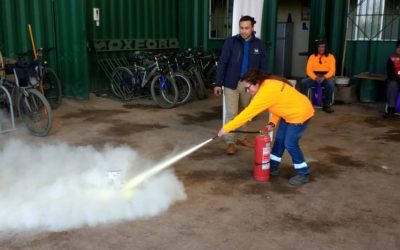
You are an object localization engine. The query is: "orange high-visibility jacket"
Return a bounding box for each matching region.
[223,79,314,132]
[306,53,336,80]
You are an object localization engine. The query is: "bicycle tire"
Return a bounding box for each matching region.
[110,66,135,100]
[191,67,207,100]
[174,72,193,105]
[205,64,217,87]
[17,88,53,137]
[0,50,4,78]
[43,67,62,109]
[150,74,178,108]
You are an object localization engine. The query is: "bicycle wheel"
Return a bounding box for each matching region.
[205,64,217,88]
[190,67,207,100]
[42,67,62,109]
[110,66,134,100]
[0,50,4,78]
[174,72,193,105]
[17,88,53,137]
[150,74,178,108]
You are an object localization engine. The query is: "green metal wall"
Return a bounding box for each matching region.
[261,0,278,73]
[88,0,178,39]
[55,0,89,99]
[345,41,396,76]
[0,0,57,68]
[178,0,275,73]
[0,0,89,99]
[178,0,209,50]
[87,0,179,91]
[309,0,348,75]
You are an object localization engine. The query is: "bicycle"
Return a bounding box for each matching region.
[199,50,219,88]
[110,53,179,108]
[178,49,208,100]
[0,51,53,136]
[16,48,62,109]
[162,53,192,105]
[36,48,62,109]
[0,51,16,133]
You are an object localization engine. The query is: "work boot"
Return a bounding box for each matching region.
[225,143,238,155]
[236,138,254,148]
[383,107,395,119]
[288,174,310,186]
[322,106,334,113]
[270,169,279,176]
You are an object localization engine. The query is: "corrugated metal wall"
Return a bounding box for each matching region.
[0,0,57,68]
[54,0,89,99]
[308,0,348,75]
[87,0,179,91]
[309,0,328,50]
[88,0,178,39]
[345,41,396,76]
[261,0,278,73]
[178,0,208,50]
[0,0,89,99]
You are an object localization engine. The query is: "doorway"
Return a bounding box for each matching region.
[275,0,310,78]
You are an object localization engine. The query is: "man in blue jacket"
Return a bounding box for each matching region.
[214,15,267,155]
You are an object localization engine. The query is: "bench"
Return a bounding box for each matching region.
[354,72,387,102]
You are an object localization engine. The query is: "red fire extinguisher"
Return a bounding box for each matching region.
[254,131,271,182]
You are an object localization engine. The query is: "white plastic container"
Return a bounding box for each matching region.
[335,76,350,86]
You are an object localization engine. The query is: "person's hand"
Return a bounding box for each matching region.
[214,86,222,96]
[260,123,275,132]
[218,128,229,137]
[316,76,325,83]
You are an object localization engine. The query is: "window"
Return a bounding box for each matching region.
[348,0,400,41]
[209,0,234,39]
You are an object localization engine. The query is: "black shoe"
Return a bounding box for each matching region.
[288,174,310,186]
[383,107,395,119]
[322,106,334,113]
[270,169,279,176]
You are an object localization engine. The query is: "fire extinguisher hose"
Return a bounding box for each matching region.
[231,130,260,134]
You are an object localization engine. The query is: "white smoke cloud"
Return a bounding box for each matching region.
[0,139,187,232]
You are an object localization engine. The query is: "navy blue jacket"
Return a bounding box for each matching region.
[215,33,267,90]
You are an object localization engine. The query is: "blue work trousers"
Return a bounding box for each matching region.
[270,119,310,175]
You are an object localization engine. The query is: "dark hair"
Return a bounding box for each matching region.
[396,40,400,48]
[240,69,292,86]
[239,15,256,26]
[314,39,329,56]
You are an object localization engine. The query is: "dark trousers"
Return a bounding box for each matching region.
[386,80,399,107]
[301,77,335,107]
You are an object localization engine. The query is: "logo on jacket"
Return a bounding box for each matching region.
[253,48,260,54]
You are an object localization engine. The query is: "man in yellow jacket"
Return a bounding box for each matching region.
[218,70,314,186]
[301,40,336,113]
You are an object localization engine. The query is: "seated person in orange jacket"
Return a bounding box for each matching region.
[301,40,336,113]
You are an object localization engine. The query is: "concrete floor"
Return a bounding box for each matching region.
[0,91,399,250]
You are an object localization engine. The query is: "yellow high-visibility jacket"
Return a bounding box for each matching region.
[306,53,336,80]
[223,79,314,132]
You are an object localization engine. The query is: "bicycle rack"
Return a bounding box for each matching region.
[97,57,130,82]
[0,81,16,134]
